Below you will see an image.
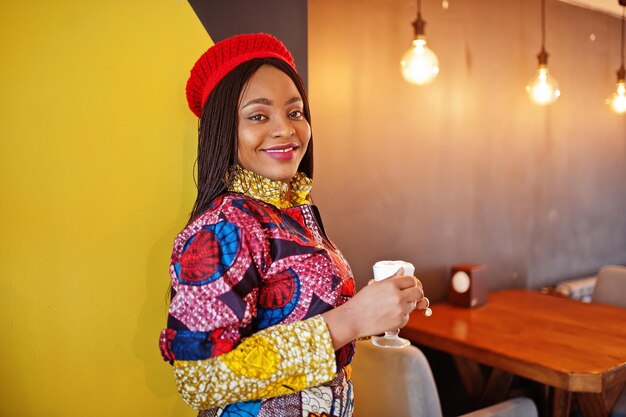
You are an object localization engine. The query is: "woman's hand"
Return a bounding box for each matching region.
[322,268,425,350]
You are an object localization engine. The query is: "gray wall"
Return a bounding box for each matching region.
[310,0,626,301]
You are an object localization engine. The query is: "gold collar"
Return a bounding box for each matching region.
[227,166,313,209]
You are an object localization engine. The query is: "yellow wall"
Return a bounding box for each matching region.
[0,2,209,416]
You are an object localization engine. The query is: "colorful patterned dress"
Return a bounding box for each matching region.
[159,167,356,417]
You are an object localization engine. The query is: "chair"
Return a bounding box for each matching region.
[591,265,626,308]
[591,265,626,417]
[350,340,538,417]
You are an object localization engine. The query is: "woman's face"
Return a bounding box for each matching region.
[237,64,311,181]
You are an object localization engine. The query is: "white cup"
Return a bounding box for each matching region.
[370,260,418,348]
[373,260,415,281]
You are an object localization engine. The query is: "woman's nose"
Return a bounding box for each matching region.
[271,115,295,138]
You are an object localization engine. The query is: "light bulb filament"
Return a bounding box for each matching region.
[526,66,560,105]
[400,37,440,85]
[607,80,626,114]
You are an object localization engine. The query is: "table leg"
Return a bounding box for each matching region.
[452,356,513,408]
[577,393,608,417]
[480,368,514,407]
[576,383,624,417]
[453,356,484,408]
[552,389,571,417]
[604,383,626,412]
[539,384,551,417]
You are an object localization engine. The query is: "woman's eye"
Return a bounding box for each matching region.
[289,110,303,119]
[249,114,266,121]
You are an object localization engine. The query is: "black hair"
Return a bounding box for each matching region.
[188,57,314,222]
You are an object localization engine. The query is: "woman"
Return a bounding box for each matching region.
[159,33,427,417]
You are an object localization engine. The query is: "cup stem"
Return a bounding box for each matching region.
[372,330,411,348]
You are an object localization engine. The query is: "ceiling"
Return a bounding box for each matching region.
[558,0,624,18]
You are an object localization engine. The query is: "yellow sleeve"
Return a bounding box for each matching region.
[172,315,336,410]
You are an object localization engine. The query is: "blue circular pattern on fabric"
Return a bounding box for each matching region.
[175,220,240,286]
[256,269,301,329]
[221,400,262,416]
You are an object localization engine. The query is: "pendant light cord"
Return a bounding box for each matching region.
[541,0,546,50]
[621,6,626,67]
[536,0,549,65]
[413,0,426,37]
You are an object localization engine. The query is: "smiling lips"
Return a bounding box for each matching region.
[262,144,299,161]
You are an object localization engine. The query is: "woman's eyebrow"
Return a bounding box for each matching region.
[241,98,271,109]
[241,96,303,109]
[285,97,303,105]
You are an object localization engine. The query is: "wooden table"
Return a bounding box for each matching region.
[400,289,626,417]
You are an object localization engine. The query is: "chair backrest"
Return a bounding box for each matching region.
[351,340,443,417]
[592,265,626,308]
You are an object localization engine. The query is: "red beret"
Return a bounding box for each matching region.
[185,33,296,118]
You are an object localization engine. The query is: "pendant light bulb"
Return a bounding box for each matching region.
[401,36,440,85]
[401,3,439,86]
[527,0,560,105]
[608,6,626,114]
[526,64,561,105]
[607,81,626,113]
[607,68,626,114]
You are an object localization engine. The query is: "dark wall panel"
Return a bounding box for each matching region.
[188,0,308,87]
